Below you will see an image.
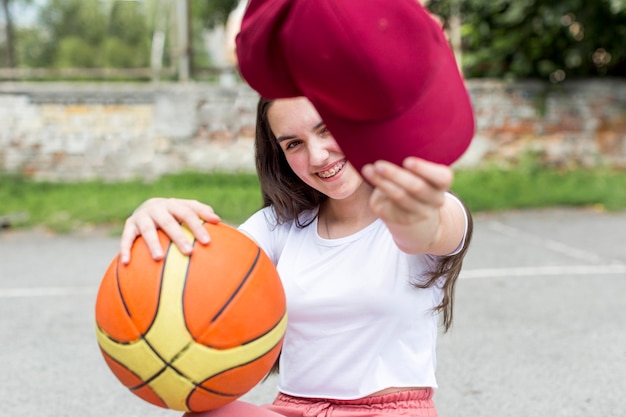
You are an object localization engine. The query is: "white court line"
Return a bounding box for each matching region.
[461,264,626,279]
[2,264,625,298]
[486,221,614,264]
[0,286,96,298]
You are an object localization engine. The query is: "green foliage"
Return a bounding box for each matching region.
[20,0,150,69]
[428,0,626,79]
[7,0,239,74]
[5,0,626,80]
[190,0,240,28]
[108,1,149,45]
[102,37,150,68]
[55,36,100,68]
[15,27,53,68]
[40,0,108,45]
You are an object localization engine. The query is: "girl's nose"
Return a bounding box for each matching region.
[307,138,330,166]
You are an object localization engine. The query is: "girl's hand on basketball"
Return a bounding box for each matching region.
[361,157,463,255]
[119,198,221,264]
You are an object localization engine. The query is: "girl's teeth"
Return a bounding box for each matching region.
[319,161,345,178]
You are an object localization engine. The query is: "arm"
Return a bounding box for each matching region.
[361,157,466,256]
[119,198,221,264]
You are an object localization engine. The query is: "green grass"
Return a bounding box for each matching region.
[1,164,625,233]
[0,172,263,233]
[453,164,626,212]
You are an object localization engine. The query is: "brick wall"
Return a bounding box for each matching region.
[1,79,624,182]
[464,79,626,169]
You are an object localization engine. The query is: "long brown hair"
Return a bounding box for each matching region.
[255,97,327,227]
[254,97,472,335]
[419,192,473,332]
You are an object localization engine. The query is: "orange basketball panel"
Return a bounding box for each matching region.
[95,257,143,342]
[132,384,168,409]
[100,348,145,389]
[186,389,239,413]
[184,223,265,341]
[197,253,285,347]
[198,341,282,394]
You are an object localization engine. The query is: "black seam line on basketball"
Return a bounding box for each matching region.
[128,338,194,390]
[240,311,287,346]
[129,362,169,391]
[185,338,283,410]
[104,350,171,408]
[115,256,133,319]
[191,383,249,398]
[186,390,241,414]
[131,337,198,391]
[144,238,191,335]
[194,335,284,389]
[97,343,143,380]
[98,325,135,345]
[182,238,197,336]
[146,240,171,333]
[167,339,195,368]
[210,247,261,323]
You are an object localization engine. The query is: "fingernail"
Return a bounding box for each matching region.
[361,164,373,176]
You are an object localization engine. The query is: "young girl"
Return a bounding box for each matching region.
[120,96,473,417]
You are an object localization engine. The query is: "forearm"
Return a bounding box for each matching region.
[388,193,467,256]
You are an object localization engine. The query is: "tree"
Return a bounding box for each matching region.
[36,0,107,67]
[1,0,33,68]
[191,0,239,28]
[428,0,626,79]
[27,0,150,69]
[188,0,240,74]
[104,1,150,67]
[1,0,16,67]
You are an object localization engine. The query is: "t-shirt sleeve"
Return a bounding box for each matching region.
[445,192,469,257]
[238,207,283,265]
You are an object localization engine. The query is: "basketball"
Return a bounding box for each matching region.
[94,222,287,412]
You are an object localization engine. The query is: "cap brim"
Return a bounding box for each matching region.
[317,56,475,172]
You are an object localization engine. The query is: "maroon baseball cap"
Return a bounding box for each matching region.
[236,0,475,171]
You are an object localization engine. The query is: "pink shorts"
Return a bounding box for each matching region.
[185,389,437,417]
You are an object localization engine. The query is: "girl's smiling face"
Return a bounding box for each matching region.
[267,97,363,200]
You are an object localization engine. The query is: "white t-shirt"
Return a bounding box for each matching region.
[238,202,460,399]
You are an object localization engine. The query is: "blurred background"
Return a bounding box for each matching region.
[1,0,625,81]
[0,0,625,228]
[1,4,625,416]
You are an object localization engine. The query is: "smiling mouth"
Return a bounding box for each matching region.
[317,160,347,179]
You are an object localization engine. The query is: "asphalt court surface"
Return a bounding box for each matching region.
[1,208,625,417]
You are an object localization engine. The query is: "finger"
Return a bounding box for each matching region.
[402,157,453,191]
[133,216,167,260]
[364,160,443,209]
[159,199,220,246]
[185,200,221,224]
[149,213,194,256]
[121,198,220,262]
[180,200,221,245]
[119,220,140,264]
[119,215,166,263]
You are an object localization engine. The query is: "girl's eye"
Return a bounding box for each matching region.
[285,140,301,150]
[318,126,329,137]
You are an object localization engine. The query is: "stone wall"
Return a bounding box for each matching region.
[466,79,626,169]
[1,79,625,182]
